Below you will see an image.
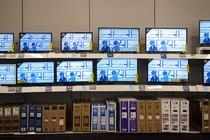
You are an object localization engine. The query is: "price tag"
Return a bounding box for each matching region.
[139,85,145,91]
[129,85,134,91]
[16,87,22,93]
[82,86,87,91]
[90,85,96,90]
[80,53,87,57]
[179,54,186,58]
[183,85,189,92]
[107,53,113,57]
[18,53,24,58]
[8,54,16,58]
[0,54,7,58]
[8,87,16,93]
[45,86,52,92]
[71,53,77,58]
[161,54,167,58]
[137,44,140,53]
[66,86,73,92]
[203,86,208,92]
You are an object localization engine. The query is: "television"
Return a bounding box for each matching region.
[148,59,189,83]
[203,60,210,85]
[145,28,187,52]
[98,27,139,52]
[97,58,138,82]
[0,64,16,85]
[61,32,93,52]
[200,20,210,46]
[17,61,54,84]
[19,32,52,52]
[56,60,93,83]
[0,33,14,52]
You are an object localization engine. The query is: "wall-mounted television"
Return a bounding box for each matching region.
[200,20,210,46]
[98,27,139,52]
[0,33,14,52]
[61,32,93,52]
[0,64,16,85]
[203,60,210,85]
[148,59,189,83]
[145,28,187,52]
[56,60,93,83]
[17,61,54,84]
[97,58,138,82]
[19,32,52,52]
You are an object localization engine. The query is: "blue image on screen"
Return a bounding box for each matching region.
[148,59,188,82]
[0,33,14,52]
[17,62,54,84]
[61,33,92,51]
[0,64,16,84]
[203,60,210,84]
[200,21,210,45]
[20,33,52,52]
[97,58,137,82]
[146,28,187,52]
[57,60,93,82]
[99,28,139,52]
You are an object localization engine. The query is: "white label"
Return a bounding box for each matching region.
[30,112,35,117]
[140,114,144,120]
[22,113,26,117]
[93,117,97,123]
[131,112,136,119]
[44,119,49,122]
[122,112,127,119]
[13,107,19,115]
[101,117,106,122]
[0,108,3,116]
[37,113,42,118]
[204,114,209,120]
[156,115,160,120]
[148,115,152,120]
[110,117,114,124]
[4,108,11,116]
[59,119,64,125]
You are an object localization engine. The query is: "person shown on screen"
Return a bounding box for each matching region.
[63,42,70,51]
[30,42,38,51]
[161,70,171,82]
[59,72,67,82]
[110,70,120,81]
[99,70,109,81]
[159,40,169,52]
[112,40,122,52]
[20,73,28,83]
[22,42,29,51]
[148,40,158,52]
[150,70,159,82]
[68,72,78,82]
[101,40,110,52]
[206,72,210,84]
[71,42,79,51]
[29,73,38,83]
[203,32,210,44]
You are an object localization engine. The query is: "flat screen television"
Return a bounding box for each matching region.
[19,32,52,52]
[0,64,16,85]
[200,20,210,46]
[148,59,189,83]
[61,32,93,52]
[17,61,54,84]
[98,27,139,52]
[0,33,14,52]
[145,28,187,52]
[56,60,93,83]
[203,60,210,85]
[97,58,138,82]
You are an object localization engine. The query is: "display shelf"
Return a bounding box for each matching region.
[0,85,209,93]
[1,53,210,59]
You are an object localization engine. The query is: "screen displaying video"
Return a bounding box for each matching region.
[200,20,210,45]
[0,33,14,52]
[0,64,16,84]
[203,60,210,84]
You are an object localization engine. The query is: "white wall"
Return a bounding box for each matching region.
[0,0,209,53]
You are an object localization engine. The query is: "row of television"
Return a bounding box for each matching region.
[1,58,210,85]
[0,20,210,53]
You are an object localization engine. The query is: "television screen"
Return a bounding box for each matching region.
[56,60,93,83]
[203,60,210,84]
[97,58,137,82]
[61,32,93,52]
[0,33,14,52]
[200,20,210,45]
[148,59,188,83]
[17,62,54,84]
[98,28,139,52]
[0,64,16,85]
[146,28,187,52]
[19,33,52,52]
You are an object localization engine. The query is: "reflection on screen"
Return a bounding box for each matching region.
[148,59,188,83]
[204,60,210,84]
[200,21,210,45]
[20,33,52,52]
[57,60,93,83]
[61,33,92,51]
[99,28,139,52]
[0,33,14,52]
[146,28,187,52]
[0,64,16,84]
[17,62,54,84]
[97,58,137,82]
